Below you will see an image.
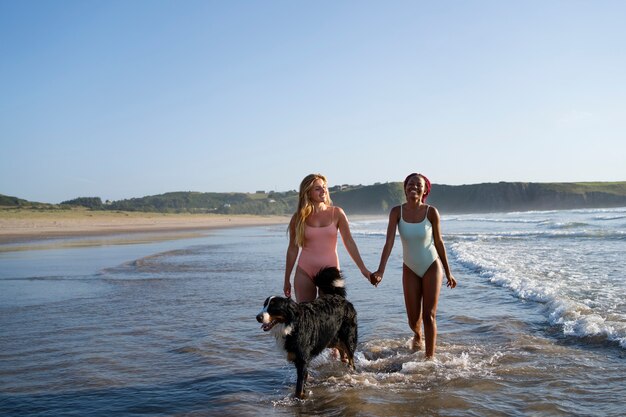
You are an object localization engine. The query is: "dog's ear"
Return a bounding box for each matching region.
[280,297,298,322]
[266,296,293,311]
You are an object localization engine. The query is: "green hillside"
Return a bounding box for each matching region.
[331,182,405,214]
[3,181,626,215]
[106,191,298,215]
[0,194,52,208]
[429,182,626,213]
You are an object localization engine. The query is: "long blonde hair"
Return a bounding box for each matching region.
[294,173,332,247]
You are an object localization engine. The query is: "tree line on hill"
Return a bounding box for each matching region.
[2,181,626,215]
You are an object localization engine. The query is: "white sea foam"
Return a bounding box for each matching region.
[449,229,626,241]
[593,214,626,221]
[451,221,626,349]
[304,340,499,392]
[446,216,548,224]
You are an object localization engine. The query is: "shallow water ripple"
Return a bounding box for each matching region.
[2,214,626,416]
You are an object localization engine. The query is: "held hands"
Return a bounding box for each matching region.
[361,268,381,287]
[369,271,382,287]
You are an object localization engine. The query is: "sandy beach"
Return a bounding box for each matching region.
[0,208,289,244]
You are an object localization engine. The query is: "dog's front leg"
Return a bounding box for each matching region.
[294,360,308,399]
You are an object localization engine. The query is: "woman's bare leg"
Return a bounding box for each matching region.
[294,266,317,303]
[402,264,423,350]
[294,267,343,359]
[421,260,443,358]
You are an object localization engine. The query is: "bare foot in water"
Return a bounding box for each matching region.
[411,335,424,352]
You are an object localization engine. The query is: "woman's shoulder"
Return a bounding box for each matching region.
[426,204,440,219]
[331,205,347,220]
[388,205,402,221]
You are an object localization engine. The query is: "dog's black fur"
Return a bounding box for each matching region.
[256,267,357,399]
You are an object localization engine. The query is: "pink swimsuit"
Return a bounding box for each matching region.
[297,210,340,278]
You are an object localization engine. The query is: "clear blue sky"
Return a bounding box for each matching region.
[1,1,625,203]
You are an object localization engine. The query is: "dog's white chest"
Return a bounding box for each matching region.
[270,323,293,356]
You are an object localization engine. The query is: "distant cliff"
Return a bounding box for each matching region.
[3,181,625,214]
[426,182,626,213]
[332,181,626,214]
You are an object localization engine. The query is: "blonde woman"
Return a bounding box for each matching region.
[284,174,375,302]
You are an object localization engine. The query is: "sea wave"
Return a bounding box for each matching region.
[353,228,626,241]
[547,298,626,348]
[445,229,626,241]
[451,242,626,349]
[594,215,626,221]
[540,221,591,229]
[445,217,547,224]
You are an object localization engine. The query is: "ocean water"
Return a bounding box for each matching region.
[1,208,625,416]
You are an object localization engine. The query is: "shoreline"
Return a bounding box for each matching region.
[0,209,290,245]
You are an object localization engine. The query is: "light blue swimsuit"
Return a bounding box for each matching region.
[398,205,439,277]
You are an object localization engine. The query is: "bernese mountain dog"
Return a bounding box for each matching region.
[256,266,357,399]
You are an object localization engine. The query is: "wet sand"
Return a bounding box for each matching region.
[0,209,289,245]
